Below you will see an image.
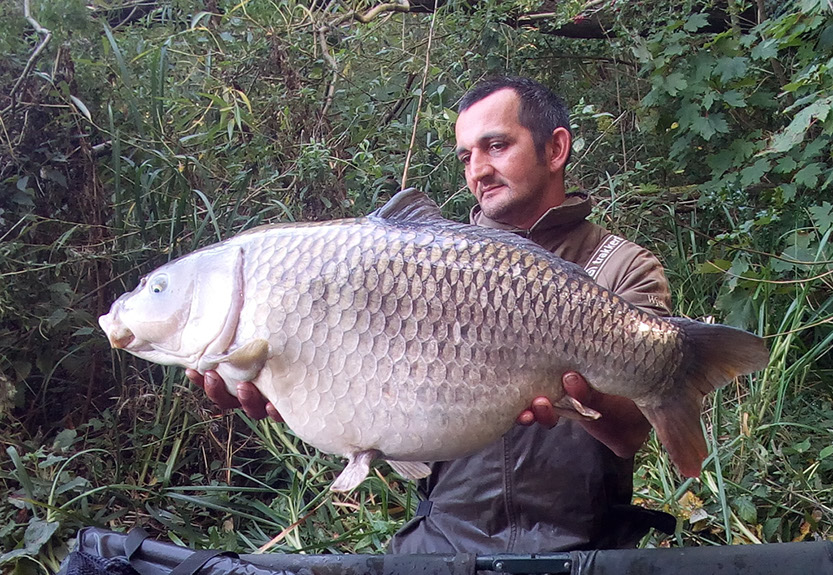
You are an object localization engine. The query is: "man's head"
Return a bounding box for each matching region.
[455,76,572,229]
[459,76,572,164]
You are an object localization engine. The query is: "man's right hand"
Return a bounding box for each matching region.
[185,369,283,422]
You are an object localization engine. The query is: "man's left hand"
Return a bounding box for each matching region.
[516,371,651,458]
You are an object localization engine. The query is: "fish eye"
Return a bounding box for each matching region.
[149,275,168,294]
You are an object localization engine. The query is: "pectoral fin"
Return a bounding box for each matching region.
[551,395,602,421]
[386,460,432,481]
[331,450,380,492]
[200,339,270,382]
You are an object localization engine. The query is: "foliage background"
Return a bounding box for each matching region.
[1,0,831,571]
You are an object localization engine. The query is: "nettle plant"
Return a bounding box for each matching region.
[630,0,832,324]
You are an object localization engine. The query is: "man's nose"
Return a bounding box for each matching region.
[469,150,493,181]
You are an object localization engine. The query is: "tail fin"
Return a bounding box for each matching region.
[639,319,769,477]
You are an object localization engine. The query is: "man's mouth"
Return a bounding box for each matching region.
[479,183,506,197]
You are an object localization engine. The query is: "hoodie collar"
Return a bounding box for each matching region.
[469,191,592,236]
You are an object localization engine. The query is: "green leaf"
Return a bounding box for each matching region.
[763,517,782,541]
[53,428,77,450]
[819,24,833,48]
[713,57,748,83]
[794,162,823,188]
[716,286,757,329]
[707,151,733,177]
[794,438,811,453]
[23,519,60,555]
[808,201,833,233]
[780,183,798,202]
[740,158,771,187]
[801,135,828,161]
[631,38,653,62]
[774,156,798,173]
[722,90,746,108]
[684,13,710,32]
[665,72,688,96]
[678,101,701,129]
[751,38,779,61]
[697,260,731,274]
[70,95,92,122]
[703,90,717,110]
[771,97,833,153]
[691,113,729,141]
[820,445,833,460]
[732,495,758,524]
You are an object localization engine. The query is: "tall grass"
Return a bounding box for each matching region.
[608,192,833,547]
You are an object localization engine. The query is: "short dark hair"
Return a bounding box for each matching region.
[458,76,572,164]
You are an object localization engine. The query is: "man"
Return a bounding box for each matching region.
[188,76,673,552]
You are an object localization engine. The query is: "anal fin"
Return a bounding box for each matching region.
[386,460,432,481]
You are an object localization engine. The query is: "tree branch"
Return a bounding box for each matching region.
[316,1,411,120]
[4,0,52,114]
[354,0,410,23]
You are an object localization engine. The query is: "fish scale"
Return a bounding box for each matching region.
[99,188,770,491]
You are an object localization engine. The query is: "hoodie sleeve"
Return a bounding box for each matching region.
[596,240,672,317]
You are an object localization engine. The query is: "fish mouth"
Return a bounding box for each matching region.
[99,311,136,349]
[108,328,135,349]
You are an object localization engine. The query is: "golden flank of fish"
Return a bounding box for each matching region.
[99,189,770,491]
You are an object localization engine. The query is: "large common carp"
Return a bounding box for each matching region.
[99,189,769,491]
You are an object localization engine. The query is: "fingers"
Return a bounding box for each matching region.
[531,396,559,428]
[203,370,243,410]
[516,409,535,426]
[561,370,650,458]
[237,381,270,420]
[238,382,283,422]
[562,371,596,405]
[186,369,283,422]
[516,397,559,428]
[185,368,205,389]
[265,402,285,423]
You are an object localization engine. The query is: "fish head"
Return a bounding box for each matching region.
[99,244,244,368]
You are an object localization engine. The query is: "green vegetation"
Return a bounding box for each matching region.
[1,0,831,571]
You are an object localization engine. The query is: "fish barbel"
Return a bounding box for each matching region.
[99,189,769,491]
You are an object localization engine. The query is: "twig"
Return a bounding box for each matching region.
[354,0,410,22]
[256,498,328,553]
[401,0,437,189]
[4,0,52,114]
[316,0,411,121]
[582,0,606,11]
[328,0,410,28]
[317,27,339,119]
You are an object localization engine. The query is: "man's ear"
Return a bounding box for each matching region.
[547,127,572,172]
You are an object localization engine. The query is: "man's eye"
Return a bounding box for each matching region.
[490,142,506,151]
[459,155,470,165]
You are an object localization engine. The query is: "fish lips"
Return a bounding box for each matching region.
[98,312,132,348]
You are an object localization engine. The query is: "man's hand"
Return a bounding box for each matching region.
[185,369,283,422]
[516,371,651,458]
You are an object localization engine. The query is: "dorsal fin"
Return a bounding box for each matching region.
[370,188,445,224]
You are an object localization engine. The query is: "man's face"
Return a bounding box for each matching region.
[455,88,564,229]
